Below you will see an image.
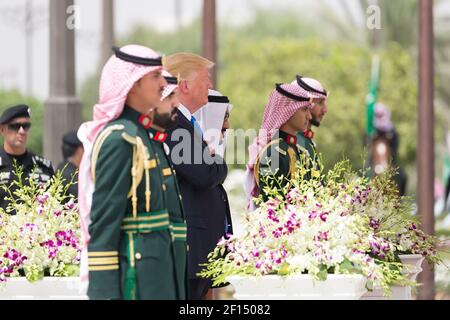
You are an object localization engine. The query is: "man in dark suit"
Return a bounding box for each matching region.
[165,53,231,300]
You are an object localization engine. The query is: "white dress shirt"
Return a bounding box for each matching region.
[178,104,192,121]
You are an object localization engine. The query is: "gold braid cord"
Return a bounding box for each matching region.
[122,133,148,218]
[91,124,125,183]
[254,138,282,188]
[286,146,298,180]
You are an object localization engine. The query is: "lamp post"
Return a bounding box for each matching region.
[44,0,82,165]
[417,0,435,300]
[202,0,217,88]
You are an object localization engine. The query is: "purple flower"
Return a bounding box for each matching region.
[267,209,280,223]
[259,225,267,238]
[3,249,26,268]
[308,210,318,220]
[272,229,282,238]
[36,194,48,204]
[319,212,329,222]
[369,218,380,230]
[315,231,328,241]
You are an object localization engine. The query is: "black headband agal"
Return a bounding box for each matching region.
[275,84,310,102]
[164,76,178,85]
[112,46,162,66]
[208,95,230,104]
[296,75,327,96]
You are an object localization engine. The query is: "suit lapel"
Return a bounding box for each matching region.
[176,110,207,146]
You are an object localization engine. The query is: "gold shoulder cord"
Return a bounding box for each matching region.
[254,139,282,188]
[286,145,298,180]
[122,133,149,218]
[91,126,152,219]
[91,124,125,183]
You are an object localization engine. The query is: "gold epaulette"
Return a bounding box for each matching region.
[91,124,125,182]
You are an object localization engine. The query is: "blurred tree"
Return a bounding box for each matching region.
[316,0,449,196]
[0,89,44,154]
[220,8,320,41]
[317,0,418,48]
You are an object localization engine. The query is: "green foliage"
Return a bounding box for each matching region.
[0,89,44,154]
[319,0,418,49]
[220,8,320,42]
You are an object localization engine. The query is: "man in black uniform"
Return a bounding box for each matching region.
[0,104,55,212]
[57,130,83,199]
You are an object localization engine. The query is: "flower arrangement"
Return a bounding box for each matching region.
[199,158,442,296]
[0,163,81,284]
[329,161,441,265]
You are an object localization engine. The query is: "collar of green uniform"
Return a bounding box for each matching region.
[122,105,153,129]
[278,130,297,146]
[122,105,142,122]
[148,127,168,143]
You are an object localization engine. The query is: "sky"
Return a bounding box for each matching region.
[0,0,449,100]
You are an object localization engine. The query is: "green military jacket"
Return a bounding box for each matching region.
[297,130,322,172]
[87,106,187,300]
[255,131,311,202]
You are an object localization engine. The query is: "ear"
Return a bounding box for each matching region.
[178,79,189,94]
[128,80,140,96]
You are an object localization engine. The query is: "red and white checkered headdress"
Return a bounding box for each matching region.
[292,75,328,100]
[161,70,178,101]
[245,82,314,209]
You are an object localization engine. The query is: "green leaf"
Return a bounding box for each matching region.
[277,262,290,276]
[317,265,328,281]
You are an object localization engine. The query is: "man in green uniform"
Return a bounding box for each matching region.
[245,82,313,208]
[77,45,187,300]
[293,75,329,172]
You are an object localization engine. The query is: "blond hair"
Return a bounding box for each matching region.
[164,52,214,81]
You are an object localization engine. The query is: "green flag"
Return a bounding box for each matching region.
[366,55,380,137]
[444,134,450,188]
[443,154,450,186]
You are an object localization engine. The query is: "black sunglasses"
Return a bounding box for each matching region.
[7,122,32,131]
